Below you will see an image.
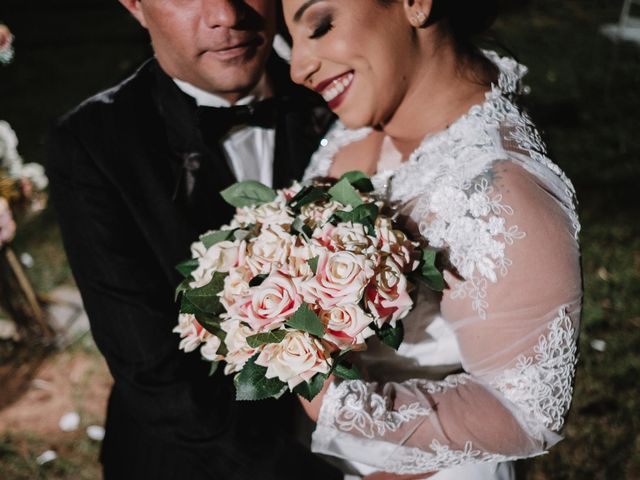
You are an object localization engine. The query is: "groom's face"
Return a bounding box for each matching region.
[124,0,277,103]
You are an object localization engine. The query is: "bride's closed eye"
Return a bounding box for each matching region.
[309,15,333,39]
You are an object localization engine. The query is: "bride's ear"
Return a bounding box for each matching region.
[403,0,434,28]
[119,0,148,28]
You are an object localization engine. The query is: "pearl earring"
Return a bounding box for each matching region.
[411,10,427,27]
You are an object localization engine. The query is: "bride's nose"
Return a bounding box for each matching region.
[290,46,321,88]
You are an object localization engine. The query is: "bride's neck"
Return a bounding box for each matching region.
[379,40,491,158]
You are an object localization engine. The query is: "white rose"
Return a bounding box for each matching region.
[303,250,375,309]
[0,120,21,168]
[256,331,331,389]
[235,200,293,227]
[173,313,209,353]
[320,304,375,350]
[244,225,294,276]
[200,335,224,362]
[220,267,252,311]
[19,162,49,190]
[299,200,342,229]
[190,240,240,288]
[313,222,374,255]
[221,319,257,374]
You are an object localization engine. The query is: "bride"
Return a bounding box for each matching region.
[282,0,582,479]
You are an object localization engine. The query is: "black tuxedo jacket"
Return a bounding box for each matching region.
[47,57,341,479]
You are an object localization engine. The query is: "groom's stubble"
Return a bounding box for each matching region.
[118,0,277,104]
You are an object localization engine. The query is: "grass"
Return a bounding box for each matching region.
[1,0,640,478]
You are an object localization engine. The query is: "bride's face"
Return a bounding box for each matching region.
[283,0,419,129]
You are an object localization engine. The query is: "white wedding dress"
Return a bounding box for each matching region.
[302,51,582,479]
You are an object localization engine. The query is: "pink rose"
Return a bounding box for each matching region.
[365,258,413,326]
[303,250,375,309]
[320,304,375,350]
[256,331,331,389]
[190,239,241,288]
[375,218,420,272]
[0,25,13,51]
[173,314,209,353]
[240,272,303,332]
[0,198,16,245]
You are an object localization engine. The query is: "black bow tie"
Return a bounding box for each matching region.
[197,97,278,138]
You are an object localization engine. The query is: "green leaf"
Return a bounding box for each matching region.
[288,185,330,211]
[246,330,287,348]
[328,178,364,208]
[184,272,227,315]
[420,249,445,291]
[195,312,223,335]
[180,295,205,315]
[339,171,374,193]
[375,321,405,350]
[200,229,235,249]
[176,258,199,278]
[175,277,192,301]
[285,304,325,337]
[308,256,319,275]
[221,180,277,208]
[332,203,379,234]
[249,274,268,287]
[293,373,328,401]
[234,354,288,401]
[333,362,362,380]
[291,216,313,237]
[208,361,220,377]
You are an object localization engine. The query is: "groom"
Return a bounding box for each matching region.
[47,0,341,478]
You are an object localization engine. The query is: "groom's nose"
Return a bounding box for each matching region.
[201,0,244,28]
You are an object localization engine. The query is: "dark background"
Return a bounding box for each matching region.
[1,0,639,478]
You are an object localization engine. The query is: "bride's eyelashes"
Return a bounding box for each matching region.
[309,15,334,39]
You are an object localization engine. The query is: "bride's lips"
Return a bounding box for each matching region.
[315,71,354,110]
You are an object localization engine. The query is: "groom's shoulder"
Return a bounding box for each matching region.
[56,58,157,135]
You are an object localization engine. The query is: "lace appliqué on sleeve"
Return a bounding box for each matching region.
[321,381,432,439]
[417,176,526,320]
[491,307,578,436]
[383,440,511,475]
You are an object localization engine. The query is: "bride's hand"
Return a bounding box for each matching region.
[298,374,335,422]
[362,472,435,480]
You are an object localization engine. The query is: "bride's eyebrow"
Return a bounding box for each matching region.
[293,0,324,22]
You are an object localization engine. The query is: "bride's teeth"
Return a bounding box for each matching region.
[322,73,353,102]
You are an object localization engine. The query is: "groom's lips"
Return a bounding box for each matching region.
[203,36,262,60]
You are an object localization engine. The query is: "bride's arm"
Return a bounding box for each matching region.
[308,163,582,474]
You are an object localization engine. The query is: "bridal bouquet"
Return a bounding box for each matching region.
[174,172,443,400]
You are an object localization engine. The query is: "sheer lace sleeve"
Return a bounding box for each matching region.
[311,161,582,474]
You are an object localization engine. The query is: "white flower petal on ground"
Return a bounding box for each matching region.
[36,450,58,465]
[59,411,80,432]
[86,425,106,441]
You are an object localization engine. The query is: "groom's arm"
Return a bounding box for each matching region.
[47,115,344,480]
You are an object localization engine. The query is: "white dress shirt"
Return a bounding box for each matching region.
[173,76,276,187]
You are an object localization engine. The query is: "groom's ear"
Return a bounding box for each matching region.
[119,0,148,28]
[403,0,434,28]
